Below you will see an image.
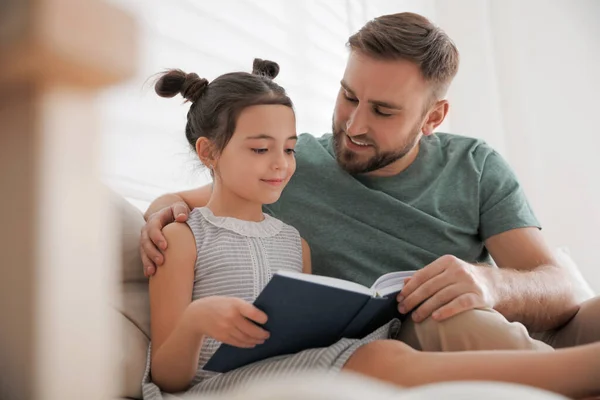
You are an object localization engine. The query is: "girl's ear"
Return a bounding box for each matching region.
[196,137,218,168]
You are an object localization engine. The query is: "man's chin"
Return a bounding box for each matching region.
[336,153,371,174]
[333,134,373,173]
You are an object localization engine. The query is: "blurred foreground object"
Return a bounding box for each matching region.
[0,0,136,399]
[188,371,567,400]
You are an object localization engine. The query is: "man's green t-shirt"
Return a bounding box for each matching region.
[264,133,540,287]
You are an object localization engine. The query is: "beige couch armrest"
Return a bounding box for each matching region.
[111,194,151,399]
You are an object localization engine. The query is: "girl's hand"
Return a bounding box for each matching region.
[190,296,270,348]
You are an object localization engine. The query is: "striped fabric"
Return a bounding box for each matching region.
[142,207,395,398]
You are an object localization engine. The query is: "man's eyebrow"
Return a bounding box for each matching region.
[340,80,403,111]
[340,80,355,95]
[370,99,402,110]
[245,134,298,140]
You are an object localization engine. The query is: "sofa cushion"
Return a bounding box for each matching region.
[119,198,148,284]
[112,193,151,399]
[117,308,150,399]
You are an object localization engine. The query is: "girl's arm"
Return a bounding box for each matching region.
[148,222,271,392]
[301,238,311,274]
[148,222,202,392]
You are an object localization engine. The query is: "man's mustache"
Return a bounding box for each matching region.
[335,128,375,147]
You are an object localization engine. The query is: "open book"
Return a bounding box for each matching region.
[204,269,416,373]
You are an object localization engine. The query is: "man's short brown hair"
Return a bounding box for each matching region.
[348,12,459,100]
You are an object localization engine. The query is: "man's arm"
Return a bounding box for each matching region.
[471,148,582,330]
[141,185,212,276]
[399,227,580,332]
[408,147,579,331]
[484,227,580,331]
[144,185,213,221]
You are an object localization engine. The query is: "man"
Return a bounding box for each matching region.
[140,12,599,350]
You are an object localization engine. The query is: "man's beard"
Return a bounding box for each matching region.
[332,121,421,175]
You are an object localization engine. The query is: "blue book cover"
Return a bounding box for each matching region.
[203,270,415,373]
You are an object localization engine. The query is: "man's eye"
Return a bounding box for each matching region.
[374,108,392,117]
[344,94,358,103]
[251,148,268,154]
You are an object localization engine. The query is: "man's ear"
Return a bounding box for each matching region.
[195,137,217,168]
[422,100,449,136]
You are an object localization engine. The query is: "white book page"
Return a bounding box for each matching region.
[371,271,416,297]
[275,270,373,296]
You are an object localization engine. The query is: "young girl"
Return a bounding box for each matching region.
[142,59,600,399]
[143,58,385,398]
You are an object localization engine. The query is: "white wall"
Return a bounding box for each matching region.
[439,0,600,291]
[100,0,437,208]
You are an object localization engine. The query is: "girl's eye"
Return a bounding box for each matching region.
[252,148,268,154]
[285,149,296,155]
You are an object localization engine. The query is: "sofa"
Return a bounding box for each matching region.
[112,194,596,399]
[114,194,152,399]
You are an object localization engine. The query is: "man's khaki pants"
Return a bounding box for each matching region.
[396,296,600,351]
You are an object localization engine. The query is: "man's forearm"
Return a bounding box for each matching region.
[145,186,213,221]
[144,193,185,221]
[485,264,580,331]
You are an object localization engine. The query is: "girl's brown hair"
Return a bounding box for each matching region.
[155,58,293,155]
